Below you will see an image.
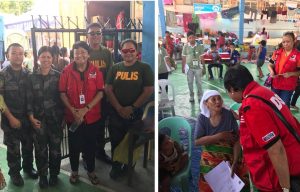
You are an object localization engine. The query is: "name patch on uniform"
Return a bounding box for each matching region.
[262,131,275,142]
[89,72,97,79]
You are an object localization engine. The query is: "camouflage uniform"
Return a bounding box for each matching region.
[26,68,64,177]
[0,66,34,176]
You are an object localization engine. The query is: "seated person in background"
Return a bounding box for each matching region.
[159,133,188,192]
[206,44,223,80]
[228,43,240,66]
[218,44,229,53]
[195,90,249,192]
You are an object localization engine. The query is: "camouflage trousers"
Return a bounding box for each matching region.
[2,117,34,176]
[32,119,63,176]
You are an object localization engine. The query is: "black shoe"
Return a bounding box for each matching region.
[24,168,38,179]
[39,176,48,188]
[49,175,58,186]
[10,174,24,186]
[96,152,112,164]
[109,163,122,180]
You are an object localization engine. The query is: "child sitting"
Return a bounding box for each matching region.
[228,43,240,66]
[159,133,188,192]
[207,44,223,80]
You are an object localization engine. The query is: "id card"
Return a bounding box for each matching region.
[192,60,199,67]
[79,94,85,104]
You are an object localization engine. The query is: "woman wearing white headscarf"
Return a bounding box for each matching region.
[195,90,249,192]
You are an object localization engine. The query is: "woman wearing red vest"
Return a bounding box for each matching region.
[59,41,104,185]
[224,65,300,192]
[267,32,300,107]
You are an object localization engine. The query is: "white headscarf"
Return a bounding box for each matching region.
[200,90,222,118]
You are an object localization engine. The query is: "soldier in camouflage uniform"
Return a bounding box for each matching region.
[0,43,38,186]
[27,46,64,188]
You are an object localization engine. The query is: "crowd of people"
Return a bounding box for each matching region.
[0,22,154,189]
[159,30,300,192]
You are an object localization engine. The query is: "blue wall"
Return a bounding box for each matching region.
[142,1,155,70]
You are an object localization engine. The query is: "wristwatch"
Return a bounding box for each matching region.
[282,187,290,192]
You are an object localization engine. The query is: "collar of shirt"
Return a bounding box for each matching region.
[187,42,197,48]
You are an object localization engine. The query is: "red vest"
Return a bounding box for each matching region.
[272,48,299,91]
[59,62,104,124]
[239,81,300,191]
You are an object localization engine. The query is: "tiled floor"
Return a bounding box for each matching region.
[167,61,300,119]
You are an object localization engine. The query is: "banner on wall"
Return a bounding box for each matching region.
[176,14,184,26]
[194,3,221,14]
[166,10,178,27]
[198,12,217,19]
[164,0,173,5]
[183,13,192,32]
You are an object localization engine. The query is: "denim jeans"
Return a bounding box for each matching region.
[271,88,294,108]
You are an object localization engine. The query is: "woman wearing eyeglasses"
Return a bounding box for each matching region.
[105,39,154,180]
[59,41,104,185]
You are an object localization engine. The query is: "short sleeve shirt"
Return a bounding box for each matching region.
[106,60,154,106]
[182,43,205,69]
[89,45,113,82]
[195,108,238,139]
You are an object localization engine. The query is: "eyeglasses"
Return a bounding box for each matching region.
[88,32,101,36]
[121,48,136,54]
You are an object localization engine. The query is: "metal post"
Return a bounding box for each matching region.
[31,28,38,70]
[239,0,245,44]
[114,31,118,61]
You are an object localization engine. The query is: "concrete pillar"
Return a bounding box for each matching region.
[142,1,155,70]
[239,0,245,44]
[158,0,166,38]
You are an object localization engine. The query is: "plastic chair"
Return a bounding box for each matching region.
[127,101,154,186]
[158,116,192,192]
[158,79,175,118]
[203,54,221,79]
